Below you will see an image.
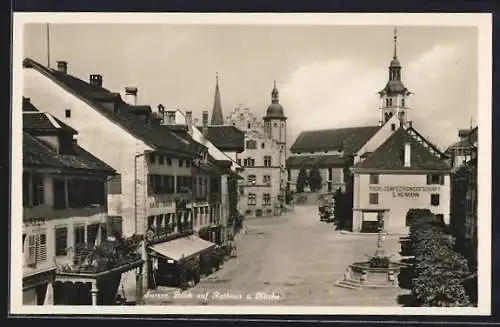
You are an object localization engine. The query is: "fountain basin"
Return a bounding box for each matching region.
[347,261,407,288]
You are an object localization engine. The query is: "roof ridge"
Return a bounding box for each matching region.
[24,57,196,156]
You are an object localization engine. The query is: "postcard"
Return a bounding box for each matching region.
[10,12,492,316]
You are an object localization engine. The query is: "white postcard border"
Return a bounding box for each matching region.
[10,12,492,316]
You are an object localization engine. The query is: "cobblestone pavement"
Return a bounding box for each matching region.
[146,205,410,306]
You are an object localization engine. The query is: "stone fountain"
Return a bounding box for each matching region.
[335,216,406,290]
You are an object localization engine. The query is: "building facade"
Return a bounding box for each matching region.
[22,105,116,305]
[350,29,451,234]
[22,58,238,298]
[225,82,287,217]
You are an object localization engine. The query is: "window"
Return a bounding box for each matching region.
[248,175,256,185]
[176,176,191,193]
[247,123,251,129]
[236,159,242,166]
[246,140,257,149]
[179,159,184,167]
[74,225,85,248]
[26,232,47,265]
[65,109,71,118]
[55,227,68,256]
[166,157,172,165]
[32,174,44,206]
[87,224,100,246]
[53,178,66,209]
[401,98,405,107]
[369,193,379,205]
[391,123,396,131]
[149,154,156,164]
[287,169,291,181]
[108,216,123,237]
[264,156,272,167]
[430,194,440,206]
[243,158,255,167]
[186,160,191,168]
[263,193,271,205]
[369,174,379,185]
[261,143,266,149]
[248,193,256,206]
[427,174,445,185]
[108,174,122,194]
[263,175,271,185]
[159,155,165,165]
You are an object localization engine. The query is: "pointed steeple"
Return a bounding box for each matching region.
[210,72,224,125]
[393,26,398,60]
[271,80,279,103]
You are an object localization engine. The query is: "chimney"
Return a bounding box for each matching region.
[185,110,193,134]
[124,86,138,105]
[165,111,176,125]
[404,143,411,168]
[202,111,209,140]
[56,61,67,74]
[157,104,165,124]
[89,74,103,88]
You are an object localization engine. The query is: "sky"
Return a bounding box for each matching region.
[23,24,478,150]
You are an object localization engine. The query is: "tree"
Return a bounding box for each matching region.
[308,167,322,192]
[296,168,308,193]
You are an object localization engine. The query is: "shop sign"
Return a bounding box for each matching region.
[369,185,440,198]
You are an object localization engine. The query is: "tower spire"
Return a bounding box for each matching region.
[210,72,224,125]
[271,80,279,104]
[46,23,51,68]
[393,26,398,59]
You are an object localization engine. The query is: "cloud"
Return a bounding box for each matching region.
[280,44,474,150]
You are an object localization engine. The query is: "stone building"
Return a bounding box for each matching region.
[225,81,287,217]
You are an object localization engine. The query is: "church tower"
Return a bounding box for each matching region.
[211,72,224,125]
[263,80,287,145]
[378,27,413,126]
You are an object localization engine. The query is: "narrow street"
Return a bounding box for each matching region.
[147,205,410,306]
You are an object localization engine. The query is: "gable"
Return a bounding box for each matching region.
[23,58,197,158]
[353,127,450,172]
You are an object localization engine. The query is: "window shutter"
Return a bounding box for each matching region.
[27,235,36,265]
[38,233,47,262]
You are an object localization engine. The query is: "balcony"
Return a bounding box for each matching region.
[147,193,176,215]
[23,204,107,220]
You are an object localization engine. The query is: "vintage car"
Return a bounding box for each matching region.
[318,193,335,222]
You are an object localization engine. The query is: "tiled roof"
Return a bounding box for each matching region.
[22,97,39,112]
[353,127,450,171]
[286,154,348,169]
[23,112,78,134]
[23,58,198,158]
[290,126,381,155]
[196,125,245,152]
[23,131,115,173]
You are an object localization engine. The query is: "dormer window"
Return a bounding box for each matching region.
[65,109,71,118]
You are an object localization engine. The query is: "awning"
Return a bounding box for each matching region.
[149,235,216,262]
